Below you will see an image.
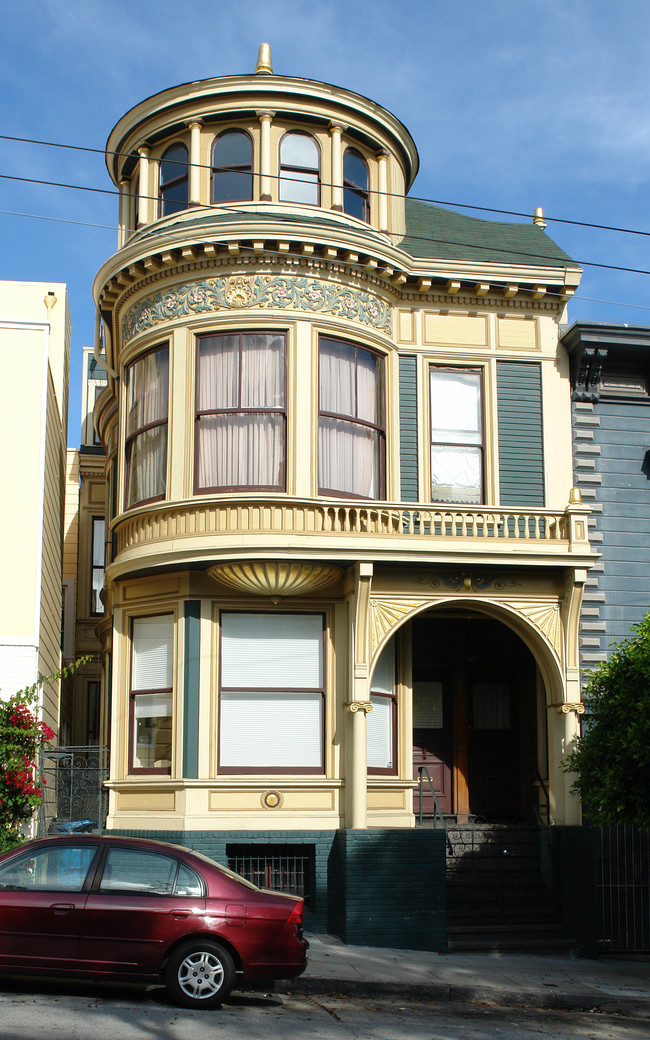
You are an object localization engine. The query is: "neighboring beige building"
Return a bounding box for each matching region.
[0,281,70,735]
[90,47,597,947]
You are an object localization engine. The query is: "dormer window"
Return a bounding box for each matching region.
[343,148,369,222]
[279,132,320,205]
[212,130,253,202]
[159,143,188,217]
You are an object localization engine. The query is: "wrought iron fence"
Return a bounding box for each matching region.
[36,746,109,836]
[596,824,650,953]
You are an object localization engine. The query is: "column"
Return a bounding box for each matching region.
[344,562,373,828]
[257,111,274,201]
[137,147,150,225]
[378,153,389,232]
[188,120,203,206]
[117,179,129,248]
[329,123,345,211]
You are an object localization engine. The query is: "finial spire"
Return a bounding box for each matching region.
[533,206,547,229]
[255,43,273,74]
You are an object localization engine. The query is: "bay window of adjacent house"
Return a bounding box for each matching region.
[211,130,253,202]
[343,148,370,221]
[125,344,169,508]
[90,517,105,616]
[195,332,286,492]
[430,366,484,504]
[279,132,320,205]
[368,641,397,774]
[129,614,173,774]
[159,143,188,217]
[219,613,324,773]
[319,337,385,498]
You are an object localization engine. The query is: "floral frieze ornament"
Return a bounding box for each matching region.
[123,275,392,342]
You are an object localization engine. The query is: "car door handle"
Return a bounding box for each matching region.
[169,909,192,918]
[51,903,75,914]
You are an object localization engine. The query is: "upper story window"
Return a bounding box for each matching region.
[211,130,253,202]
[195,332,286,493]
[125,344,169,509]
[430,366,483,505]
[90,517,105,616]
[129,614,173,774]
[343,148,370,221]
[159,143,188,217]
[318,337,385,499]
[279,132,320,205]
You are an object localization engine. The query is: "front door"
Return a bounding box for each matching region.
[468,679,520,818]
[412,675,452,815]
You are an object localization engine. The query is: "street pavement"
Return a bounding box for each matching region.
[280,934,650,1015]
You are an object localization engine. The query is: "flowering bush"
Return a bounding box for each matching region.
[0,659,88,853]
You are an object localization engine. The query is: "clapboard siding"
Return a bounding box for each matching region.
[497,362,544,507]
[399,355,418,502]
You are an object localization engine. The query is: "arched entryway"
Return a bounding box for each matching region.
[411,611,540,821]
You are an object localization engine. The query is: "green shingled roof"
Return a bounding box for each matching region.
[401,198,579,269]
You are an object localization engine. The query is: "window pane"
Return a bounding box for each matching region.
[197,335,239,411]
[318,418,381,497]
[472,683,511,730]
[344,187,366,221]
[134,693,172,769]
[413,682,444,728]
[368,696,393,769]
[280,134,319,168]
[212,170,253,202]
[132,615,173,689]
[221,613,323,688]
[160,144,188,183]
[319,339,356,417]
[196,413,284,489]
[371,643,394,696]
[220,692,322,768]
[126,426,167,506]
[0,845,97,891]
[241,334,285,407]
[356,348,382,425]
[99,848,178,895]
[279,169,318,205]
[431,444,482,504]
[430,369,481,445]
[161,181,188,215]
[344,150,368,190]
[213,130,252,167]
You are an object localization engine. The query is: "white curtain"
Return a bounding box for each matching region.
[197,334,284,489]
[319,339,382,497]
[126,347,169,507]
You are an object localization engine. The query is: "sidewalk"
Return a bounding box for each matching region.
[280,934,650,1015]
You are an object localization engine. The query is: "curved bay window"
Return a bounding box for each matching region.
[343,148,370,221]
[129,614,173,774]
[195,332,286,492]
[319,337,385,498]
[279,132,320,205]
[125,344,169,508]
[430,366,484,504]
[212,130,253,202]
[159,143,188,217]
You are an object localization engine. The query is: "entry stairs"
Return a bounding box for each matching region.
[443,823,576,954]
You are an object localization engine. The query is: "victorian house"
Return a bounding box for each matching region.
[91,46,596,948]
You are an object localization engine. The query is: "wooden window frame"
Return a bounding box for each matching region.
[158,142,189,217]
[128,614,174,777]
[124,343,169,510]
[429,364,485,506]
[278,131,321,206]
[211,129,254,203]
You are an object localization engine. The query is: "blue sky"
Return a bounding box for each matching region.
[2,0,650,445]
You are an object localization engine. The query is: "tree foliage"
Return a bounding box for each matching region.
[0,658,88,853]
[565,615,650,829]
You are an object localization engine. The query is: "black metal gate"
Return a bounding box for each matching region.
[36,746,109,835]
[597,825,650,953]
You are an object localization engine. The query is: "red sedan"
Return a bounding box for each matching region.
[0,834,308,1008]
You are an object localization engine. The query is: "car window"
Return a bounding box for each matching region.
[0,844,98,892]
[98,847,203,897]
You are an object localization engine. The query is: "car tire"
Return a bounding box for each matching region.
[165,939,235,1009]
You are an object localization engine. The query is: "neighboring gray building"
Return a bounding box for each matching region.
[562,322,650,677]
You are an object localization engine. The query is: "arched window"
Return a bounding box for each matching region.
[212,130,253,202]
[159,143,188,217]
[279,132,320,205]
[343,148,370,221]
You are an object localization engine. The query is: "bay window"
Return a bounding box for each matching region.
[195,332,286,491]
[219,613,324,773]
[125,344,169,508]
[319,337,385,498]
[368,642,396,774]
[430,366,483,504]
[130,614,174,774]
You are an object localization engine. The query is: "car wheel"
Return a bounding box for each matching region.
[165,940,235,1009]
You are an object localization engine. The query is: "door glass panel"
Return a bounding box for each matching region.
[0,845,97,891]
[99,848,179,895]
[413,681,443,728]
[472,682,511,729]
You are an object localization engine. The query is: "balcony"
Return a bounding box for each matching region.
[109,496,594,579]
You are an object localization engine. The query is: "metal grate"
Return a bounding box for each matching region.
[227,844,314,906]
[597,825,650,952]
[36,746,109,836]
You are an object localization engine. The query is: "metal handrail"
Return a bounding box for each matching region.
[417,766,454,855]
[531,764,551,826]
